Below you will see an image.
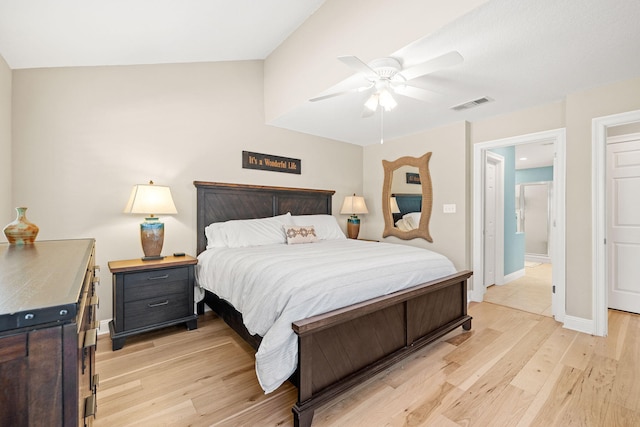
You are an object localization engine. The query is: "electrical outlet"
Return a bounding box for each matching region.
[443,204,456,213]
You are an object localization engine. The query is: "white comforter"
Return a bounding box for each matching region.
[196,239,456,393]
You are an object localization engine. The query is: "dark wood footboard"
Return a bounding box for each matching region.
[291,270,472,427]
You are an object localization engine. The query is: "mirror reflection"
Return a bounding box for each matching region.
[382,153,433,241]
[391,165,423,231]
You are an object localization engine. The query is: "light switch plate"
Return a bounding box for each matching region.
[443,204,456,213]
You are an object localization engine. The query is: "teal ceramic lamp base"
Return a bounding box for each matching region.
[140,217,165,261]
[346,215,361,239]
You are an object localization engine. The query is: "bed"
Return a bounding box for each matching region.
[194,181,472,427]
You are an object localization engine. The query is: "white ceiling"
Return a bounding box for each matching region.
[1,0,640,158]
[273,0,640,146]
[0,0,325,68]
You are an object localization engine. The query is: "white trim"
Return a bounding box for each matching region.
[526,255,551,264]
[592,110,640,337]
[472,129,566,324]
[503,268,525,284]
[563,315,594,335]
[552,135,566,323]
[99,319,111,335]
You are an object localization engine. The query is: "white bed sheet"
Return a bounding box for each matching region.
[196,239,456,393]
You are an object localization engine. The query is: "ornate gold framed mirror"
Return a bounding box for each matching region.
[382,152,433,241]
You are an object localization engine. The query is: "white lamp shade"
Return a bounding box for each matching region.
[364,93,379,112]
[340,195,369,215]
[390,197,401,214]
[124,182,177,215]
[378,89,398,111]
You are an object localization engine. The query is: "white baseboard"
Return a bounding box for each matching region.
[98,319,111,335]
[503,268,525,285]
[562,315,595,335]
[526,254,551,264]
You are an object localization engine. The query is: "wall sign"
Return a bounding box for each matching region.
[406,172,421,184]
[242,151,301,175]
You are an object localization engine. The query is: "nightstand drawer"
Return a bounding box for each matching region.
[124,280,188,303]
[123,266,188,287]
[124,293,190,330]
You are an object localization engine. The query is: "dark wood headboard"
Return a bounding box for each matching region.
[194,181,335,254]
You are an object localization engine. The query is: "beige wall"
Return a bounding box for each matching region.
[563,76,640,319]
[362,77,640,322]
[465,77,640,320]
[362,122,469,270]
[11,61,362,322]
[0,55,11,229]
[7,51,640,326]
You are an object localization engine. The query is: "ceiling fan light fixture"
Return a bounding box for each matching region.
[364,93,379,112]
[378,89,397,111]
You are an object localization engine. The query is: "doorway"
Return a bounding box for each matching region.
[472,129,566,322]
[517,181,552,264]
[592,109,640,337]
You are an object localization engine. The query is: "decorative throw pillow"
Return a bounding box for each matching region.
[290,214,346,240]
[283,225,318,244]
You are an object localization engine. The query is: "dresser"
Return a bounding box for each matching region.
[0,239,99,427]
[108,255,197,351]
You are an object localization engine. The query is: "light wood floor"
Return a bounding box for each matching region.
[95,302,640,426]
[484,263,553,317]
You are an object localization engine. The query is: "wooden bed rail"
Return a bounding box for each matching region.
[292,270,472,336]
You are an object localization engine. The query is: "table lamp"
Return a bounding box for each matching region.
[340,194,369,239]
[390,197,401,214]
[124,180,177,260]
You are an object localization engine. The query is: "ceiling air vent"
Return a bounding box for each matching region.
[451,96,493,111]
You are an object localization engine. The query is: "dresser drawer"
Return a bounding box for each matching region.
[124,293,190,330]
[124,267,189,302]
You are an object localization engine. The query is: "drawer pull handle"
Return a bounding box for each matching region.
[148,300,169,308]
[81,328,98,374]
[148,274,169,280]
[84,394,97,419]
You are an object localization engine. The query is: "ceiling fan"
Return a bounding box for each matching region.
[309,51,463,117]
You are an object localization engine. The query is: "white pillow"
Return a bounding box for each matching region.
[205,222,227,249]
[403,212,421,229]
[205,213,292,248]
[291,214,346,240]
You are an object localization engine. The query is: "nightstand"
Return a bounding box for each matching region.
[108,255,198,351]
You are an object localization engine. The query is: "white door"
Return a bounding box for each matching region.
[484,152,503,287]
[607,138,640,313]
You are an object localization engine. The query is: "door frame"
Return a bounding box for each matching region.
[472,128,566,322]
[592,109,640,336]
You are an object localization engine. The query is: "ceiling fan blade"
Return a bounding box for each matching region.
[361,106,376,118]
[393,85,442,103]
[338,55,379,80]
[309,81,374,102]
[309,87,364,102]
[400,51,463,81]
